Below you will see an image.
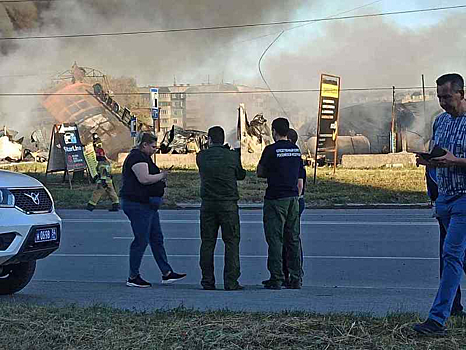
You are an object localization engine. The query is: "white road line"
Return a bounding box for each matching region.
[63,219,437,226]
[29,280,441,291]
[113,237,209,240]
[51,253,437,260]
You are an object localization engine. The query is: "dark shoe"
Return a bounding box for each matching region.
[202,285,216,290]
[162,271,187,284]
[282,279,291,288]
[86,203,95,212]
[413,319,447,336]
[225,285,244,291]
[285,280,301,289]
[109,203,120,212]
[126,275,151,288]
[451,309,466,317]
[262,279,272,285]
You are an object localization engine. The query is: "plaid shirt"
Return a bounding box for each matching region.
[432,112,466,195]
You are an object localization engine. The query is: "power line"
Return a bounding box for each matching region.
[0,0,59,2]
[256,0,384,121]
[0,86,439,96]
[0,4,465,41]
[258,31,288,118]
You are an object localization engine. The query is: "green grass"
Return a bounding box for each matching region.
[0,304,464,349]
[0,163,429,209]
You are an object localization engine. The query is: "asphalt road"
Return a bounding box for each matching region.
[1,208,458,316]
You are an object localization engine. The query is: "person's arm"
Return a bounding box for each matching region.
[257,147,269,178]
[297,178,304,196]
[132,163,166,185]
[235,151,246,180]
[431,150,466,167]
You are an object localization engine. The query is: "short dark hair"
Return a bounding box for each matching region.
[271,117,290,137]
[436,73,464,93]
[208,126,224,144]
[287,128,298,144]
[135,132,157,149]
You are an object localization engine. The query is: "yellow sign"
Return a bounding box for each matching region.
[321,83,339,98]
[83,143,98,179]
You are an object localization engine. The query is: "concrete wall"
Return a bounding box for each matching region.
[117,152,261,169]
[341,152,417,169]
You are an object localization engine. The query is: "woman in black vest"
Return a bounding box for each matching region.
[120,132,186,287]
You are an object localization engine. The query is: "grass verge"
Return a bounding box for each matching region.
[0,303,465,349]
[1,163,429,209]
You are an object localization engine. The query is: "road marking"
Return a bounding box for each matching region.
[113,237,209,240]
[63,219,437,226]
[29,279,441,291]
[51,253,437,260]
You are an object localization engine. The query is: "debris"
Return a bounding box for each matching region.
[159,125,208,154]
[0,126,23,162]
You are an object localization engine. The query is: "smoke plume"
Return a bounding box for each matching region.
[0,0,465,140]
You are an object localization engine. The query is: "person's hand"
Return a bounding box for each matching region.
[415,154,431,167]
[431,149,459,167]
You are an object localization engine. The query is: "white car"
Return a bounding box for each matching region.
[0,170,61,295]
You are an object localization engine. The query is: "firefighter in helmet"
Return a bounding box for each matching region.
[86,134,120,211]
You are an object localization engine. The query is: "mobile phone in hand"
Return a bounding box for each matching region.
[416,145,446,161]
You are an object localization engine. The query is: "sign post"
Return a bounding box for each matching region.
[150,87,159,161]
[313,74,341,184]
[150,87,160,132]
[46,123,88,189]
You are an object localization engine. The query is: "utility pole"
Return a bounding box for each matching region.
[391,86,396,153]
[422,74,428,144]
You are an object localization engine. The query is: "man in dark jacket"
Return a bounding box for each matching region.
[196,126,246,291]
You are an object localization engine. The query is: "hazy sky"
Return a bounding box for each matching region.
[1,0,465,130]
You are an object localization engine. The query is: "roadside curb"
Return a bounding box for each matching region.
[175,202,432,210]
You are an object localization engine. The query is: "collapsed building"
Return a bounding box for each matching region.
[298,97,442,163]
[40,63,133,160]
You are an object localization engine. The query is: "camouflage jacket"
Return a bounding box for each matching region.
[196,145,246,202]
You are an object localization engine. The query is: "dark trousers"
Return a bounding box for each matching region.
[438,218,464,313]
[199,201,241,289]
[282,197,305,280]
[263,197,301,284]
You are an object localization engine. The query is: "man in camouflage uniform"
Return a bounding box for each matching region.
[196,126,246,291]
[86,136,119,212]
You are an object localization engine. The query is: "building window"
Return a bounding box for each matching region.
[173,119,178,124]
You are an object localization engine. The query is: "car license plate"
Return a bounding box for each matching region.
[34,227,58,243]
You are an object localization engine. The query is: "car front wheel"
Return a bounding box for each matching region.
[0,261,36,295]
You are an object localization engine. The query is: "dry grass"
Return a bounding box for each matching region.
[0,304,465,349]
[0,163,429,209]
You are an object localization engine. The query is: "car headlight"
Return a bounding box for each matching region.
[0,189,15,208]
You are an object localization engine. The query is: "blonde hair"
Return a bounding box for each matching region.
[134,132,157,149]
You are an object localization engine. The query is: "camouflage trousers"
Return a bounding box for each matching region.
[199,201,241,289]
[263,197,301,284]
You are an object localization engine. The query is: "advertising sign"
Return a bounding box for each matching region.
[60,125,87,171]
[92,83,134,127]
[46,124,88,187]
[83,143,98,180]
[313,74,341,182]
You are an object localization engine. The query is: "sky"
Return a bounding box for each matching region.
[1,0,466,131]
